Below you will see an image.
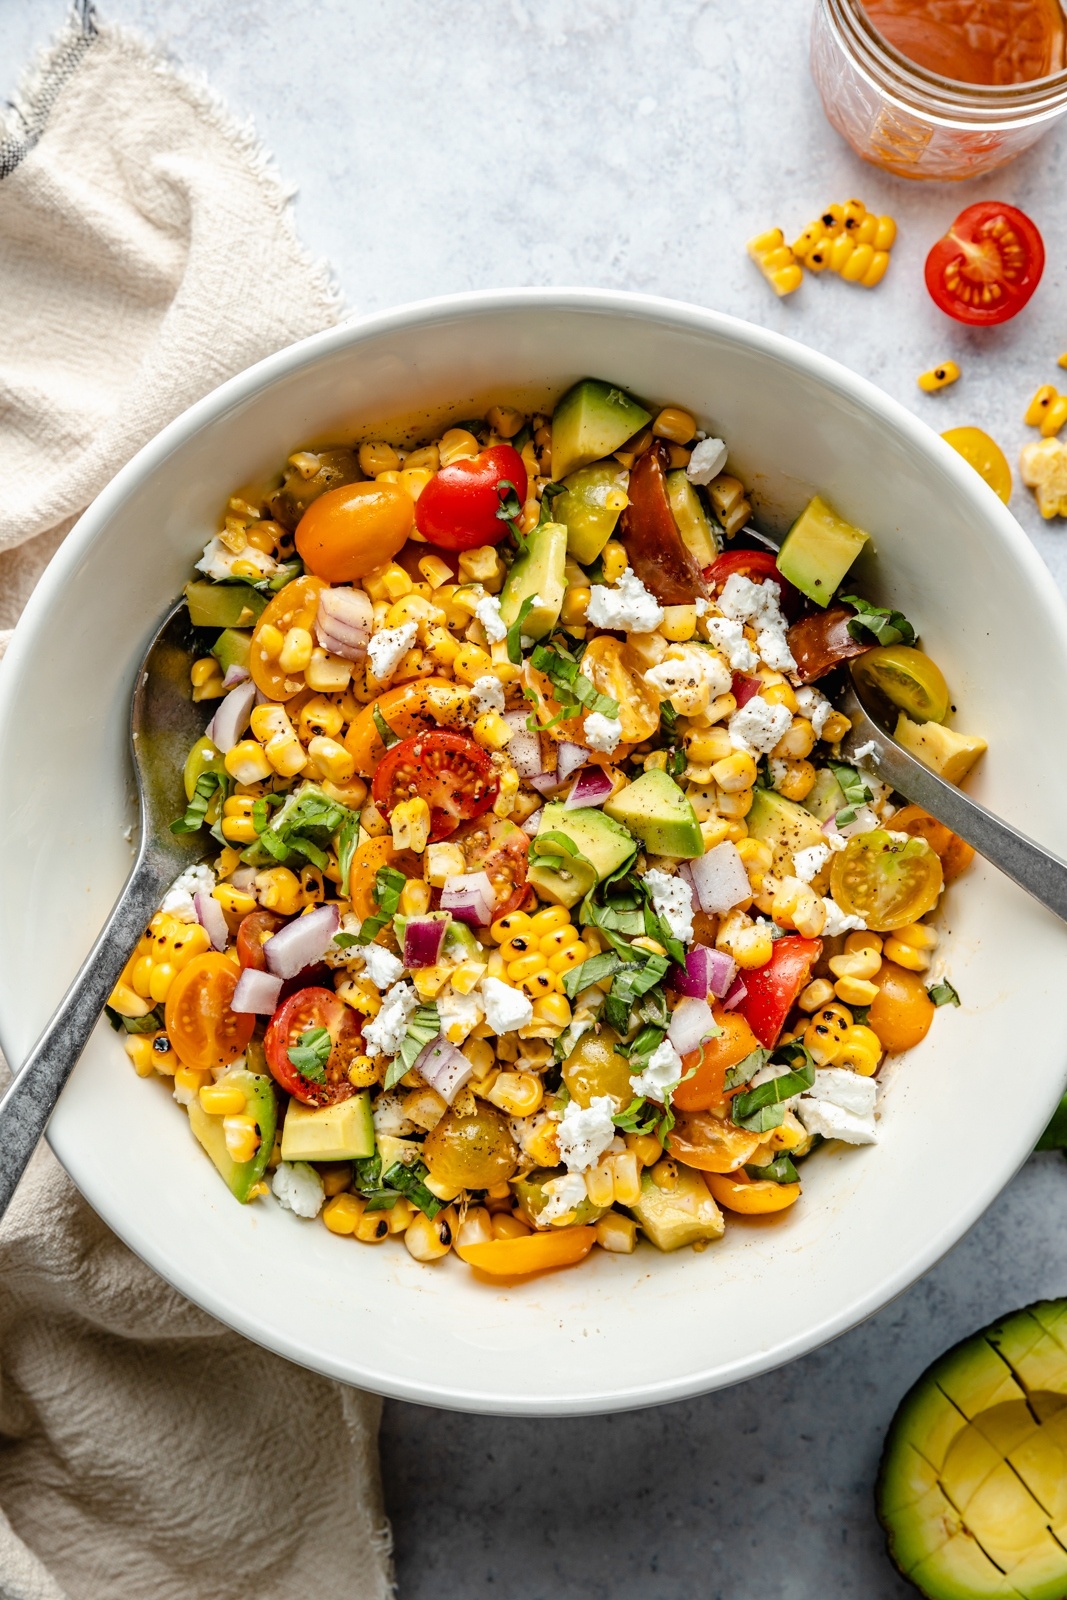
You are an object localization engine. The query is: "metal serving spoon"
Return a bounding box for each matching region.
[0,601,205,1219]
[838,672,1067,923]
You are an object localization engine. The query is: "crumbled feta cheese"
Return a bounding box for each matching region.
[538,1173,588,1225]
[437,988,484,1045]
[474,593,507,643]
[373,1093,416,1137]
[586,567,664,633]
[795,686,834,739]
[853,740,878,763]
[796,1093,877,1145]
[728,695,792,755]
[480,976,534,1035]
[686,436,729,485]
[792,844,830,884]
[630,1038,684,1105]
[367,621,418,685]
[196,537,279,582]
[363,980,418,1057]
[160,861,216,922]
[360,943,405,990]
[470,674,506,714]
[715,573,796,674]
[645,867,694,943]
[702,616,758,674]
[583,711,623,753]
[556,1095,617,1173]
[821,897,867,936]
[806,1068,877,1117]
[272,1161,326,1218]
[694,598,709,616]
[644,644,732,710]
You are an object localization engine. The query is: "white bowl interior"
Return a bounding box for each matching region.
[2,291,1066,1414]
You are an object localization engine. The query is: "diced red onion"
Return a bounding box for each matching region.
[413,1035,475,1104]
[679,843,751,915]
[668,944,735,999]
[528,772,563,795]
[722,976,748,1011]
[566,766,613,809]
[441,872,495,927]
[706,948,738,999]
[206,678,256,754]
[520,807,543,836]
[232,967,284,1014]
[557,742,589,782]
[503,711,545,779]
[315,587,373,661]
[731,673,762,709]
[221,662,250,689]
[404,915,449,968]
[194,890,229,952]
[668,996,717,1056]
[264,903,340,978]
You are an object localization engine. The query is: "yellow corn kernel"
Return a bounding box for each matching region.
[652,407,696,444]
[584,1159,615,1210]
[363,562,413,603]
[384,1197,417,1235]
[109,980,154,1018]
[684,728,732,765]
[803,1002,854,1065]
[892,923,937,952]
[760,679,799,713]
[710,750,758,794]
[403,1207,456,1260]
[774,718,816,761]
[834,974,880,1006]
[715,785,754,820]
[818,710,849,745]
[706,473,745,518]
[560,587,590,627]
[1026,384,1060,427]
[828,946,882,982]
[775,759,816,802]
[296,697,345,742]
[854,213,878,246]
[530,993,572,1032]
[805,236,835,272]
[610,1149,642,1206]
[747,228,803,296]
[771,876,827,941]
[344,1053,380,1089]
[447,959,486,997]
[548,944,590,976]
[600,542,628,584]
[596,1212,638,1254]
[491,910,532,942]
[304,734,353,785]
[396,878,431,918]
[424,625,461,668]
[453,643,494,684]
[322,1193,366,1236]
[223,1114,260,1163]
[488,1212,530,1241]
[174,1065,212,1099]
[873,214,897,251]
[472,710,512,752]
[716,911,773,970]
[256,622,284,661]
[123,1034,157,1077]
[304,648,353,693]
[461,1037,496,1080]
[529,905,571,937]
[798,977,836,1013]
[190,657,219,688]
[861,250,891,288]
[882,935,931,972]
[519,969,558,1000]
[791,220,822,260]
[621,1132,659,1170]
[837,1024,883,1077]
[424,841,465,888]
[1042,395,1067,437]
[278,626,313,674]
[499,931,538,964]
[199,1083,248,1116]
[485,405,523,438]
[416,554,452,591]
[255,866,303,916]
[538,925,578,957]
[354,1209,391,1245]
[358,440,401,477]
[390,796,431,854]
[191,673,226,703]
[411,963,451,1000]
[222,739,271,786]
[507,951,549,983]
[918,362,961,393]
[829,233,855,273]
[842,242,876,283]
[385,594,440,632]
[438,428,481,466]
[484,1071,543,1117]
[458,546,506,589]
[250,704,306,778]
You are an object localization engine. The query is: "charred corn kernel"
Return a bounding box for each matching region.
[1042,395,1067,437]
[596,1212,638,1254]
[190,657,219,688]
[529,905,571,936]
[123,1034,158,1077]
[600,541,628,584]
[539,924,579,956]
[223,1114,260,1163]
[531,993,572,1032]
[354,1211,391,1244]
[425,841,465,887]
[710,751,758,793]
[438,428,480,466]
[834,974,880,1006]
[873,214,897,251]
[453,643,494,684]
[842,242,876,282]
[651,1158,679,1193]
[127,913,211,1000]
[305,647,352,693]
[610,1150,642,1206]
[346,1054,380,1088]
[747,228,803,296]
[519,969,558,1000]
[492,911,532,942]
[560,587,590,626]
[403,1208,455,1261]
[882,935,931,972]
[499,933,537,963]
[381,1197,416,1235]
[861,250,891,288]
[820,709,851,743]
[841,197,866,230]
[806,235,835,272]
[506,951,546,984]
[250,704,306,777]
[199,1083,247,1116]
[774,718,816,761]
[296,697,344,742]
[223,739,271,785]
[472,711,512,752]
[837,1024,883,1077]
[1025,384,1059,427]
[792,219,823,260]
[829,946,882,982]
[174,1065,212,1099]
[829,233,856,273]
[323,1193,365,1235]
[854,212,878,246]
[775,759,817,802]
[278,626,313,673]
[652,407,696,444]
[358,440,401,477]
[717,911,773,970]
[300,863,326,906]
[390,796,431,854]
[307,734,356,785]
[549,944,591,976]
[255,866,303,916]
[397,878,432,918]
[918,362,961,393]
[798,977,835,1013]
[804,1002,853,1064]
[485,1071,543,1117]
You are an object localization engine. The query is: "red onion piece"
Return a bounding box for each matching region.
[731,673,762,709]
[404,915,449,968]
[194,890,229,952]
[669,945,738,1000]
[520,807,543,836]
[206,678,256,754]
[315,587,373,661]
[264,903,340,978]
[679,843,751,915]
[232,967,284,1014]
[413,1035,475,1103]
[667,996,717,1056]
[441,872,494,927]
[221,662,250,689]
[528,772,563,795]
[565,766,613,810]
[722,975,748,1011]
[503,711,546,779]
[706,948,738,999]
[557,742,589,783]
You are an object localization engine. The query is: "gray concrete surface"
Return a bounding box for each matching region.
[6,2,1067,1595]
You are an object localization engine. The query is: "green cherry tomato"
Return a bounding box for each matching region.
[852,645,950,724]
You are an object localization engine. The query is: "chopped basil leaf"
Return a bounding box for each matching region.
[927,979,960,1007]
[561,950,621,999]
[841,595,916,649]
[506,594,538,664]
[723,1047,769,1091]
[530,642,619,721]
[384,1003,441,1090]
[660,702,678,739]
[287,1025,331,1082]
[828,763,871,809]
[381,1159,444,1219]
[731,1051,815,1131]
[668,747,687,779]
[356,864,407,947]
[171,769,226,835]
[105,1005,164,1035]
[332,933,360,950]
[337,811,361,889]
[495,477,527,553]
[744,1154,799,1185]
[372,705,400,748]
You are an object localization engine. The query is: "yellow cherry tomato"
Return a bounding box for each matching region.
[830,830,943,933]
[579,636,660,743]
[704,1171,801,1214]
[561,1026,635,1110]
[667,1110,762,1173]
[344,677,468,776]
[868,960,936,1052]
[348,836,423,922]
[422,1104,518,1192]
[942,426,1012,504]
[852,644,950,724]
[295,479,413,583]
[249,574,326,700]
[456,1226,595,1276]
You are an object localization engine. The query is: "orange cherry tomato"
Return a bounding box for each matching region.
[165,952,254,1071]
[704,1170,801,1214]
[294,480,413,583]
[249,574,326,700]
[451,815,529,920]
[890,804,975,884]
[673,1005,761,1113]
[344,678,467,776]
[456,1226,595,1276]
[868,960,936,1054]
[348,836,423,922]
[667,1110,761,1173]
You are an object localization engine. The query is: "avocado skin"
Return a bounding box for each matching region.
[603,769,702,859]
[187,1070,277,1203]
[527,803,636,909]
[211,627,252,676]
[630,1167,724,1250]
[551,379,651,483]
[747,788,827,882]
[498,520,567,641]
[776,494,869,608]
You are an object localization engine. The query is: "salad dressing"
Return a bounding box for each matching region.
[862,0,1066,84]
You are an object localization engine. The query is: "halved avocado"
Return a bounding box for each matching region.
[878,1297,1067,1599]
[187,1070,277,1203]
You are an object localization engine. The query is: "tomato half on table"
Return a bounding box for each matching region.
[414,444,527,551]
[264,987,361,1106]
[830,830,943,933]
[165,953,255,1071]
[236,910,284,971]
[925,202,1044,327]
[706,548,802,619]
[372,731,498,842]
[734,936,821,1048]
[451,814,529,920]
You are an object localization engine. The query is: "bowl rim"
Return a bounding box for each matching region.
[3,285,1065,1415]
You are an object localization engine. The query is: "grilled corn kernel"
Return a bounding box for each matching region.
[798,977,835,1013]
[549,943,590,976]
[255,866,303,916]
[323,1193,366,1235]
[560,587,590,626]
[297,697,344,742]
[488,1212,529,1240]
[829,947,882,982]
[412,963,451,999]
[529,905,571,936]
[842,242,876,283]
[710,751,758,794]
[484,1071,543,1117]
[473,710,512,751]
[774,718,816,761]
[685,728,733,763]
[834,974,880,1006]
[249,704,306,777]
[308,735,355,784]
[918,362,961,393]
[278,626,313,673]
[873,214,897,251]
[774,759,816,802]
[882,936,931,972]
[652,407,696,444]
[499,933,537,963]
[354,1211,391,1244]
[398,878,432,917]
[507,952,548,983]
[861,250,891,288]
[747,228,803,296]
[257,623,285,661]
[347,1054,381,1088]
[531,993,572,1031]
[706,473,744,517]
[174,1065,212,1099]
[492,910,532,942]
[485,405,524,438]
[539,924,578,956]
[438,428,480,466]
[403,1208,455,1261]
[417,553,453,590]
[519,969,558,999]
[199,1083,247,1116]
[223,740,272,785]
[828,232,855,273]
[837,1024,883,1077]
[600,542,628,584]
[391,796,431,853]
[1041,395,1067,437]
[804,1002,853,1065]
[1025,383,1059,426]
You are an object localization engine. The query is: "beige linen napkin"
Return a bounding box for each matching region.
[0,10,393,1597]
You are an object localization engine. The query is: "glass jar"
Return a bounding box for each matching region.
[811,0,1067,179]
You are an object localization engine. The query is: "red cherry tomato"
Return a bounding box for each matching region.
[264,987,361,1107]
[925,202,1044,326]
[236,910,283,971]
[734,936,821,1048]
[371,730,499,842]
[451,814,530,920]
[706,549,802,620]
[414,445,528,551]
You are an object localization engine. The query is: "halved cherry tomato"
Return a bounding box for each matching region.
[249,575,327,700]
[735,936,821,1048]
[830,831,943,932]
[619,442,709,606]
[165,952,254,1071]
[787,605,870,683]
[925,202,1044,327]
[451,814,529,919]
[731,673,762,708]
[236,910,285,971]
[372,731,498,842]
[264,987,361,1106]
[673,1005,761,1113]
[868,961,936,1053]
[348,836,423,922]
[852,645,950,723]
[707,548,801,620]
[667,1111,761,1173]
[578,636,660,743]
[295,480,413,583]
[456,1226,595,1276]
[414,445,527,551]
[345,678,467,776]
[890,804,975,884]
[704,1169,801,1214]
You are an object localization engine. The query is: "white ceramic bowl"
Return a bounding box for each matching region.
[2,290,1066,1416]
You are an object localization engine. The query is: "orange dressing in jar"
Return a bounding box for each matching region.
[862,0,1066,85]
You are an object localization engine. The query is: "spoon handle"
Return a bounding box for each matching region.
[0,852,169,1219]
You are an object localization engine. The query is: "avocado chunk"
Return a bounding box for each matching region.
[894,715,987,785]
[747,787,828,881]
[776,495,870,608]
[512,1169,608,1228]
[551,379,652,482]
[211,627,252,677]
[666,470,719,569]
[555,461,630,565]
[184,580,268,629]
[630,1166,724,1251]
[281,1093,375,1163]
[801,767,846,824]
[878,1297,1067,1600]
[498,519,567,642]
[187,1070,277,1203]
[603,769,702,859]
[528,803,636,908]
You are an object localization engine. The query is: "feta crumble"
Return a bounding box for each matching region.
[806,1068,877,1117]
[716,572,796,674]
[196,536,278,583]
[796,1073,878,1145]
[368,621,418,685]
[702,616,758,674]
[794,686,834,739]
[470,674,506,714]
[644,867,695,943]
[480,976,534,1035]
[853,740,878,763]
[160,861,216,923]
[360,943,405,990]
[363,980,418,1057]
[538,1173,588,1225]
[555,1095,617,1173]
[630,1038,684,1105]
[474,593,508,643]
[584,711,623,753]
[821,898,867,936]
[272,1161,325,1218]
[586,567,664,634]
[686,436,729,485]
[644,644,731,709]
[437,988,484,1045]
[728,695,792,755]
[792,844,830,884]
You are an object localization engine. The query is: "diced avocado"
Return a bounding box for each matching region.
[528,803,637,908]
[512,1169,608,1228]
[630,1166,725,1251]
[603,769,702,859]
[184,580,268,629]
[376,1134,421,1173]
[747,787,828,881]
[211,628,252,677]
[894,715,987,785]
[802,767,845,824]
[551,379,652,482]
[666,471,719,569]
[498,520,567,642]
[555,461,630,565]
[877,1297,1067,1600]
[187,1070,277,1203]
[776,495,870,608]
[269,446,362,531]
[281,1093,375,1163]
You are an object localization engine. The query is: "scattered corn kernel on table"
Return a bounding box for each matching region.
[8,0,1067,1595]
